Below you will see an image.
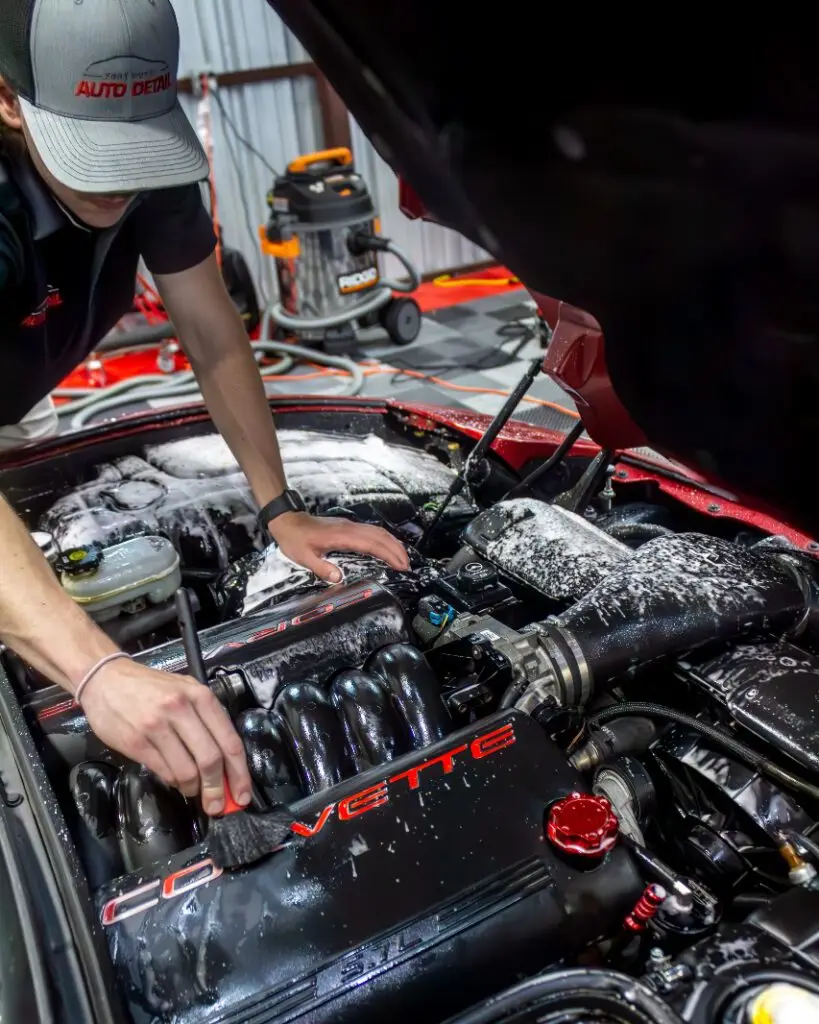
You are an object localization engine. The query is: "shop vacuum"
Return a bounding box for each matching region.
[263,147,423,352]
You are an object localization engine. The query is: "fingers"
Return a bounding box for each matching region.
[324,523,410,570]
[80,662,251,812]
[148,726,201,797]
[129,731,176,789]
[301,550,342,583]
[190,685,252,810]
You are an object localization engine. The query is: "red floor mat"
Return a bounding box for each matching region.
[413,265,523,312]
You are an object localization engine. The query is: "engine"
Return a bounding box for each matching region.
[8,425,819,1024]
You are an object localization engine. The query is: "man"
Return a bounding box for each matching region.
[0,0,409,816]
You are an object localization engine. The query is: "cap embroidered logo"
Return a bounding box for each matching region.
[74,56,172,100]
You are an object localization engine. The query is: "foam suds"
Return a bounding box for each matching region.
[468,498,631,601]
[40,428,460,577]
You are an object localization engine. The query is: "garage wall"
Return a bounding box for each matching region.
[170,0,488,299]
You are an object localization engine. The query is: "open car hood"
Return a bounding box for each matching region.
[268,2,819,537]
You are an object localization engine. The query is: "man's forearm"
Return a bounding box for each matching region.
[186,322,288,508]
[0,495,117,692]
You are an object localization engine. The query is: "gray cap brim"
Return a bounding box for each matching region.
[19,97,209,194]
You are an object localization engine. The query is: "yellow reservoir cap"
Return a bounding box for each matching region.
[750,983,819,1024]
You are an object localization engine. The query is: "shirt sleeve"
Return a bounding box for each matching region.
[134,184,217,276]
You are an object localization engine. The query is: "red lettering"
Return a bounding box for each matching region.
[390,744,467,790]
[470,722,516,759]
[132,73,171,97]
[75,79,127,99]
[101,880,160,926]
[338,781,389,820]
[247,622,288,643]
[334,587,375,610]
[290,803,335,837]
[291,603,333,627]
[161,858,222,899]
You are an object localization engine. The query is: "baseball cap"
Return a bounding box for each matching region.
[0,0,209,193]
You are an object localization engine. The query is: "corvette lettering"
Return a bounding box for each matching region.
[206,586,375,657]
[101,722,516,927]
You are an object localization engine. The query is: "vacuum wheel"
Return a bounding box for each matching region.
[381,297,422,345]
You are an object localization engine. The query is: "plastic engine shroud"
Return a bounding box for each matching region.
[98,711,642,1024]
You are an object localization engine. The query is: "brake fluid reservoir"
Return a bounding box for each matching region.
[59,537,181,622]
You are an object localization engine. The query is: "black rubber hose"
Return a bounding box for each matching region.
[97,321,177,351]
[604,522,672,544]
[444,968,685,1024]
[500,677,528,709]
[589,702,819,802]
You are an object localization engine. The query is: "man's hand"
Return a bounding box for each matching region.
[80,658,252,816]
[269,511,410,582]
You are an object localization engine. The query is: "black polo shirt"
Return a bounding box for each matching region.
[0,150,216,426]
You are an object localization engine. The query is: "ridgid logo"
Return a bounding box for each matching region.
[338,266,379,295]
[75,56,172,100]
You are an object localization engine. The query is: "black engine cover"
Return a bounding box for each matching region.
[97,711,642,1024]
[677,640,819,774]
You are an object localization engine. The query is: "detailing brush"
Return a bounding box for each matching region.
[174,588,297,869]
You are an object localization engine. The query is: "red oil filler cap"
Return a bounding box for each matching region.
[547,792,619,857]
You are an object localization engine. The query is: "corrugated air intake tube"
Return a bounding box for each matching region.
[516,533,811,713]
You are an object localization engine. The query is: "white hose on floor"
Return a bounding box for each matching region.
[59,338,365,429]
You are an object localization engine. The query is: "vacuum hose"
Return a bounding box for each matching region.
[269,238,420,333]
[517,533,810,712]
[445,968,685,1024]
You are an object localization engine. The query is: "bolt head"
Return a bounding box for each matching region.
[707,503,721,513]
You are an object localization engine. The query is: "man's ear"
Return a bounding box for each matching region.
[0,77,23,131]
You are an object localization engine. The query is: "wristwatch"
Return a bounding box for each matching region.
[258,488,306,530]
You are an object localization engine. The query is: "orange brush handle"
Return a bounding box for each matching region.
[220,777,245,816]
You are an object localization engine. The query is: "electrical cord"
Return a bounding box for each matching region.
[208,86,268,299]
[387,317,537,385]
[210,85,280,177]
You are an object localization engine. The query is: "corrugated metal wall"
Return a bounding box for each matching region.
[170,0,487,297]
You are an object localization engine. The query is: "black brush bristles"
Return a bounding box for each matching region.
[207,806,296,870]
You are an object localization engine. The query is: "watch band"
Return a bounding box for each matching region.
[258,488,306,529]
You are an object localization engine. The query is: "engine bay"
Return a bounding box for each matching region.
[5,410,819,1024]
